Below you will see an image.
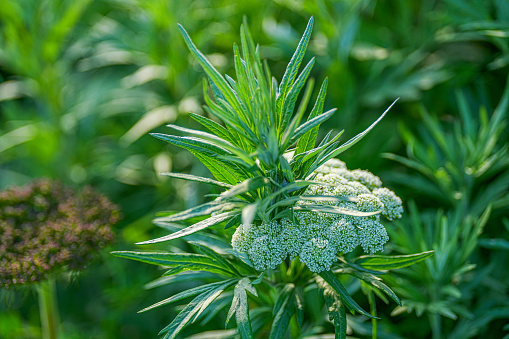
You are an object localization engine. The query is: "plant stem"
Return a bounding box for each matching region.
[37,278,60,339]
[367,289,377,339]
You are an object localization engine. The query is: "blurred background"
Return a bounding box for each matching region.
[0,0,508,338]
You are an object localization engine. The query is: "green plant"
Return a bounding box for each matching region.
[382,78,509,338]
[114,18,433,338]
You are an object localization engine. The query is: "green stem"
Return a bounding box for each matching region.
[36,278,60,339]
[367,289,377,339]
[337,303,347,339]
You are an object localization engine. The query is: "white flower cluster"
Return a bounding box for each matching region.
[231,159,403,272]
[232,219,305,271]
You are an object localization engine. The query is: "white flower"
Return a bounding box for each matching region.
[356,193,384,213]
[248,235,285,270]
[281,219,306,260]
[328,219,359,253]
[231,158,403,272]
[351,169,383,189]
[299,237,338,273]
[373,187,404,221]
[357,219,389,254]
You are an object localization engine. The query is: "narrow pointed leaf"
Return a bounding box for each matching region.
[136,212,236,245]
[178,24,244,117]
[269,288,295,339]
[277,17,314,117]
[355,250,435,270]
[280,57,315,136]
[156,202,240,223]
[296,78,329,154]
[317,98,399,167]
[319,271,378,319]
[138,281,231,313]
[218,177,269,201]
[189,112,237,145]
[290,108,337,145]
[294,204,380,217]
[160,280,236,338]
[349,271,401,306]
[159,172,232,188]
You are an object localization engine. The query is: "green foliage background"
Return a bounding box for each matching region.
[0,0,507,338]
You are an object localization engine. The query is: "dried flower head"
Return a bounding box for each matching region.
[0,179,119,288]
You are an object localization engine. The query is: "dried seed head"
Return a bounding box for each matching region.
[0,179,119,288]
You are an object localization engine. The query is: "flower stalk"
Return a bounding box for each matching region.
[36,278,60,339]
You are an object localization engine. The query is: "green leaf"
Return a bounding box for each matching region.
[166,124,254,165]
[348,271,401,306]
[269,285,295,339]
[136,212,236,245]
[296,78,328,154]
[162,263,233,276]
[218,177,269,201]
[153,133,246,185]
[294,204,380,217]
[178,24,246,123]
[334,304,347,339]
[153,222,232,251]
[156,202,241,223]
[226,278,256,339]
[266,195,354,215]
[317,98,398,168]
[189,112,237,145]
[289,108,337,145]
[138,280,236,313]
[189,241,241,276]
[159,172,232,188]
[112,251,227,269]
[322,288,346,339]
[280,57,315,137]
[319,271,377,319]
[160,280,236,338]
[259,180,334,213]
[152,133,230,156]
[241,201,259,226]
[277,17,314,124]
[224,213,242,230]
[355,250,435,270]
[478,238,509,250]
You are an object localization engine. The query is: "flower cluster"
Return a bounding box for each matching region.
[232,159,403,272]
[0,179,119,288]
